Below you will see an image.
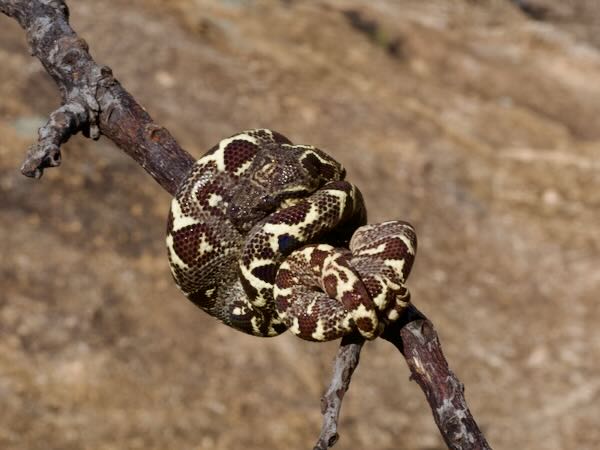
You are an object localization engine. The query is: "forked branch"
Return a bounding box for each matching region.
[0,0,194,194]
[1,1,491,449]
[316,305,491,450]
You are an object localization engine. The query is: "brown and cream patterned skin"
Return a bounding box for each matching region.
[166,129,416,341]
[166,129,367,337]
[274,221,416,341]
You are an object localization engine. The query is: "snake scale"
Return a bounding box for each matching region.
[166,129,416,341]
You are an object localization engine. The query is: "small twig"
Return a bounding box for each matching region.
[21,85,100,178]
[315,334,365,450]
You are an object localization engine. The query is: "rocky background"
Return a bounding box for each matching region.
[1,1,599,449]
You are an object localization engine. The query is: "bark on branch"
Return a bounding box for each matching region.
[382,308,492,450]
[2,1,492,449]
[0,0,194,195]
[316,305,491,450]
[315,334,365,449]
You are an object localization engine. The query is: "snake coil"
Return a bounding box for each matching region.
[166,129,416,341]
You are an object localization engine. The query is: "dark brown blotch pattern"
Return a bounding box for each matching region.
[223,139,260,174]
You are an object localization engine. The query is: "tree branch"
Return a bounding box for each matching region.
[315,334,365,450]
[318,304,492,449]
[1,0,194,195]
[2,1,492,449]
[382,310,492,450]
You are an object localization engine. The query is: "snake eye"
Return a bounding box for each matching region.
[301,149,345,181]
[301,152,322,178]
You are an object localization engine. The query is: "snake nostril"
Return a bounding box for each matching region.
[227,203,238,217]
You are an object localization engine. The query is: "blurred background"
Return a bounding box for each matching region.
[1,0,599,449]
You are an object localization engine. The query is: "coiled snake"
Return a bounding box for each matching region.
[166,129,416,341]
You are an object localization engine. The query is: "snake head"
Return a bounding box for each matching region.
[228,144,345,232]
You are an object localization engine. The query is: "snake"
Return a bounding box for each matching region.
[166,129,416,341]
